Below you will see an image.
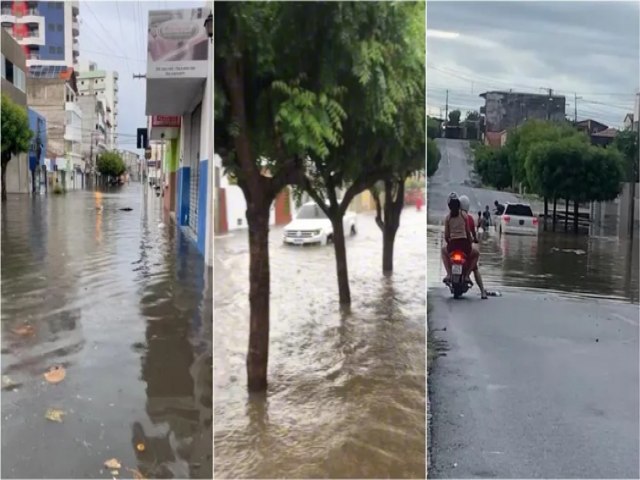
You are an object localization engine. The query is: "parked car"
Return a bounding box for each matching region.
[283,201,357,246]
[498,202,539,236]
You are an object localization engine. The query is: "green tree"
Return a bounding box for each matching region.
[465,111,480,121]
[97,151,126,179]
[448,109,461,127]
[474,144,511,190]
[215,1,423,391]
[613,129,639,182]
[427,138,440,177]
[427,116,441,139]
[1,94,33,201]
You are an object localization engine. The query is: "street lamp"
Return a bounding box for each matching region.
[204,12,212,40]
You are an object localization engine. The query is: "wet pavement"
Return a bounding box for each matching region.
[1,184,212,479]
[428,139,640,478]
[214,207,425,479]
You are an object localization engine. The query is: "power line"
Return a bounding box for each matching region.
[114,1,131,76]
[83,1,132,76]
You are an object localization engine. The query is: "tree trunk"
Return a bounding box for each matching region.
[573,200,579,233]
[552,197,557,232]
[382,225,397,273]
[246,203,271,392]
[564,198,569,231]
[31,168,37,194]
[543,197,548,231]
[331,216,351,305]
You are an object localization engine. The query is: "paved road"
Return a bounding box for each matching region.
[428,139,640,478]
[428,139,521,222]
[429,290,639,479]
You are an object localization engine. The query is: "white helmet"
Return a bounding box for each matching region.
[459,195,470,212]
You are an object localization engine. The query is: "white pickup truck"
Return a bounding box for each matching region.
[283,201,357,246]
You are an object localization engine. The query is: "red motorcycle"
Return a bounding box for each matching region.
[444,250,473,299]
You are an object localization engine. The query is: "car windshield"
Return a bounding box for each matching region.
[505,204,533,217]
[296,204,327,219]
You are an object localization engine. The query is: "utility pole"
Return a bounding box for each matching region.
[445,89,449,122]
[133,74,146,79]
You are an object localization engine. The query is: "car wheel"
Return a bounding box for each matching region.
[350,224,357,236]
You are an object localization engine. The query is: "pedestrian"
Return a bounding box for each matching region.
[415,194,423,211]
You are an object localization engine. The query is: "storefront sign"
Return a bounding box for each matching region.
[147,8,209,79]
[152,116,181,127]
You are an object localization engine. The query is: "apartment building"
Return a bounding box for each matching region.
[77,60,118,149]
[1,0,79,71]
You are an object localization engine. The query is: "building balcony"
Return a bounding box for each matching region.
[72,19,79,35]
[1,13,15,24]
[71,1,79,15]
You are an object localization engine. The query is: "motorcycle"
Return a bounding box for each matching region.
[444,250,474,299]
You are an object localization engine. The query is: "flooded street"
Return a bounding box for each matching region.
[214,208,425,478]
[1,185,212,479]
[427,139,639,478]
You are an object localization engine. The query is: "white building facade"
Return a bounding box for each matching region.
[77,61,118,149]
[145,4,213,265]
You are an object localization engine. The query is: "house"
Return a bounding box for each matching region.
[480,90,566,133]
[623,113,634,131]
[576,119,609,136]
[590,127,618,147]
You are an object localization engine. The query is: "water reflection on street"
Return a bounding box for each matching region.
[1,185,212,479]
[428,224,639,303]
[214,209,426,479]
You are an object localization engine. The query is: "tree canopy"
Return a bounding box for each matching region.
[473,144,511,190]
[97,151,126,178]
[427,138,440,177]
[613,129,639,183]
[448,109,461,127]
[1,94,32,163]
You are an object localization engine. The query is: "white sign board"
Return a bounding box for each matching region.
[147,8,210,79]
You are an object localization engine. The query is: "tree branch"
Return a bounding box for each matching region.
[339,166,393,217]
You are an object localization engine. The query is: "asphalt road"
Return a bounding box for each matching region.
[428,139,522,222]
[428,139,640,478]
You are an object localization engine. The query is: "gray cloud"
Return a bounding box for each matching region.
[427,1,639,127]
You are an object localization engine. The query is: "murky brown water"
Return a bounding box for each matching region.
[1,185,212,479]
[214,208,425,478]
[428,223,639,304]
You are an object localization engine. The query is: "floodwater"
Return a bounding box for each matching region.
[214,208,426,478]
[428,222,639,304]
[1,184,212,479]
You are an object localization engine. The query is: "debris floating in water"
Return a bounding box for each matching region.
[45,408,65,423]
[44,365,66,384]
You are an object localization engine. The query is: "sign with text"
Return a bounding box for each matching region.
[147,8,209,79]
[151,116,181,127]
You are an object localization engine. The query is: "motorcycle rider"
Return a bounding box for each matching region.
[441,193,477,283]
[460,195,488,299]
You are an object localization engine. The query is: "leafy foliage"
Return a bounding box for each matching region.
[97,151,126,178]
[1,94,32,163]
[427,138,441,177]
[427,116,441,140]
[473,144,511,190]
[613,129,639,182]
[448,110,461,127]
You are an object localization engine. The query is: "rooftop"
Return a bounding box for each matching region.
[480,90,565,99]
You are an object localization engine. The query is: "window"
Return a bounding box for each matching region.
[5,58,13,83]
[48,23,54,30]
[14,67,25,92]
[49,46,55,53]
[504,204,534,217]
[56,24,62,31]
[56,46,63,54]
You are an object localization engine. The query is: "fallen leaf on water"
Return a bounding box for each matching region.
[44,366,66,384]
[45,408,65,422]
[12,324,35,336]
[127,468,146,480]
[2,375,15,387]
[110,470,119,476]
[135,443,145,452]
[104,458,121,469]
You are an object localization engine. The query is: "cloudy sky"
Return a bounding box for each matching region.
[77,0,203,153]
[427,1,640,128]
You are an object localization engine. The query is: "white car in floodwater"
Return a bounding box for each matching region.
[497,202,539,236]
[283,201,357,246]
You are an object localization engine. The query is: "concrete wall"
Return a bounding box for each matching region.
[27,79,67,157]
[1,28,27,106]
[4,153,30,194]
[482,91,566,132]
